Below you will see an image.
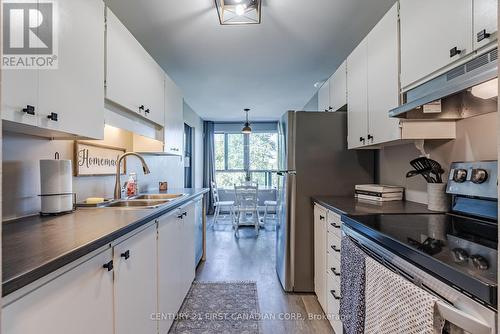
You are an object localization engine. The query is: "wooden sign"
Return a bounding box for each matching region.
[74,142,126,176]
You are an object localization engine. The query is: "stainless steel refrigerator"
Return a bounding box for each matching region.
[276,111,374,292]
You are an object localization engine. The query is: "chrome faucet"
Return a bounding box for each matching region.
[114,152,151,200]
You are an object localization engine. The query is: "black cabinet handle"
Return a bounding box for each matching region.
[330,290,341,300]
[331,245,341,253]
[359,137,365,143]
[367,134,373,141]
[145,108,150,114]
[330,222,340,229]
[139,105,145,112]
[477,29,491,42]
[450,47,462,58]
[177,212,187,219]
[331,267,340,276]
[103,260,114,271]
[22,105,35,115]
[120,250,130,260]
[319,215,325,221]
[47,112,58,121]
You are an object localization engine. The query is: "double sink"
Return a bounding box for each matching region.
[103,193,187,209]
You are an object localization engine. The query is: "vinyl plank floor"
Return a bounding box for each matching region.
[195,217,334,334]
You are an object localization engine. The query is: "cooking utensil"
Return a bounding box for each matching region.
[409,157,444,183]
[406,168,436,183]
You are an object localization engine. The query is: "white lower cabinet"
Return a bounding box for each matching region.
[314,204,344,333]
[2,250,114,334]
[313,204,327,312]
[158,203,196,333]
[2,199,201,334]
[113,225,158,334]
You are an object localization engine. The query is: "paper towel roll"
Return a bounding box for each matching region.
[40,159,73,195]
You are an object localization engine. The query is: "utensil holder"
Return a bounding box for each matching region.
[427,183,450,212]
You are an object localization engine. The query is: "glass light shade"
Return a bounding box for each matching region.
[471,78,498,100]
[215,0,261,25]
[242,123,252,134]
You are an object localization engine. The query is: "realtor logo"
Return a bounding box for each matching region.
[2,0,58,69]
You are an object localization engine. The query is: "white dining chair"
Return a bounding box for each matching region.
[263,200,278,225]
[234,184,259,237]
[211,181,235,228]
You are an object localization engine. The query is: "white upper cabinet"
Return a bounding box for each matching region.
[106,9,165,126]
[113,225,157,334]
[2,0,105,139]
[329,60,347,112]
[318,79,330,112]
[366,3,400,146]
[347,37,369,149]
[3,250,114,334]
[164,73,184,155]
[473,0,498,50]
[400,0,473,89]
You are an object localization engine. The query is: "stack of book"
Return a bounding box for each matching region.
[355,184,404,202]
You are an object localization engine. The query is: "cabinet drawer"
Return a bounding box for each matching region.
[328,245,341,264]
[327,212,342,238]
[327,270,343,333]
[327,254,341,279]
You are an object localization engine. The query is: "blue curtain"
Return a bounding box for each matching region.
[203,121,216,214]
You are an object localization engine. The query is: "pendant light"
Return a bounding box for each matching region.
[214,0,262,25]
[242,108,252,134]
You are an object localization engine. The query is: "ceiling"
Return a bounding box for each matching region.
[104,0,397,121]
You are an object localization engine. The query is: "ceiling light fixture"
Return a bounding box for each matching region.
[215,0,261,25]
[242,108,252,134]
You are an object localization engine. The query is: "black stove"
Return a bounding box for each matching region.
[343,161,498,308]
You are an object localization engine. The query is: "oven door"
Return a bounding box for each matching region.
[342,224,497,334]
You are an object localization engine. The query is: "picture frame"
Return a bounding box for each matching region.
[74,141,126,176]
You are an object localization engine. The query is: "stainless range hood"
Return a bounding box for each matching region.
[390,48,498,119]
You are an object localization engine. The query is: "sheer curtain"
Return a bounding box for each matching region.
[203,121,216,214]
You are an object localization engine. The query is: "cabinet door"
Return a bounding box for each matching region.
[329,60,347,112]
[158,211,182,333]
[114,225,157,334]
[317,80,330,112]
[313,205,327,312]
[140,57,165,125]
[37,0,104,139]
[367,3,400,146]
[179,203,196,297]
[106,9,164,126]
[164,73,184,155]
[1,68,38,127]
[3,250,114,334]
[347,38,369,149]
[473,0,498,50]
[400,0,473,88]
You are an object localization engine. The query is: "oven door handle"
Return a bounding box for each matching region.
[436,301,491,334]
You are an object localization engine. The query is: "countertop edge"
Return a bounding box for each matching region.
[3,189,209,296]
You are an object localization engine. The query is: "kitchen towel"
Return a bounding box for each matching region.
[364,257,443,334]
[340,235,366,334]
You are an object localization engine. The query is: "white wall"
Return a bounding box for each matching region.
[2,128,184,220]
[183,102,204,189]
[378,112,498,203]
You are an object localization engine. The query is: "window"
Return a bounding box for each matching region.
[215,131,278,188]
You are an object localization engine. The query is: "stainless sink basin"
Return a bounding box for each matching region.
[133,193,186,200]
[106,200,169,209]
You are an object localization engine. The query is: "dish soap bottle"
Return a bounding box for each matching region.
[126,172,137,197]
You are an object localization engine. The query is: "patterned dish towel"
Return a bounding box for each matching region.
[340,236,366,334]
[364,257,444,334]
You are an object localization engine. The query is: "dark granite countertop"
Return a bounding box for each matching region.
[312,196,439,216]
[2,188,208,296]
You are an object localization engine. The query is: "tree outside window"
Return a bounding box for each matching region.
[215,131,278,188]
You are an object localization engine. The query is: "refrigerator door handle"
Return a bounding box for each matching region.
[276,170,297,176]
